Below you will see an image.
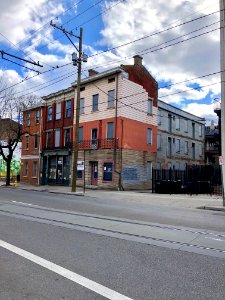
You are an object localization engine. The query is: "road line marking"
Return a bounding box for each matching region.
[12,201,39,207]
[0,240,133,300]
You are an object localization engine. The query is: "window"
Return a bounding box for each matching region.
[25,135,29,149]
[103,162,113,181]
[92,94,99,112]
[192,123,195,139]
[199,124,203,137]
[192,143,195,160]
[199,144,203,156]
[56,103,61,120]
[175,139,180,153]
[108,90,115,109]
[80,86,85,92]
[65,100,71,118]
[184,119,188,132]
[80,98,85,114]
[175,117,180,130]
[47,106,53,121]
[35,110,40,124]
[78,127,83,143]
[107,122,114,140]
[64,128,70,147]
[26,112,30,126]
[32,162,37,177]
[24,162,28,176]
[157,110,162,125]
[157,134,161,149]
[147,99,153,114]
[55,129,60,147]
[46,132,51,148]
[184,141,188,154]
[91,128,98,146]
[168,114,172,132]
[34,134,38,149]
[147,128,152,144]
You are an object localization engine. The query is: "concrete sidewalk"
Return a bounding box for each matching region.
[1,181,224,211]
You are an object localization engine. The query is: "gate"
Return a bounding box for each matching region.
[152,165,222,195]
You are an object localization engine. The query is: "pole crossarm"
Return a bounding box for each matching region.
[0,50,43,67]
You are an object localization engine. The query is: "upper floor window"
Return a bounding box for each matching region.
[184,141,188,154]
[47,106,53,121]
[147,128,152,145]
[108,90,115,109]
[168,114,172,132]
[147,99,153,115]
[192,122,195,139]
[55,129,60,147]
[157,134,161,149]
[35,110,40,124]
[78,127,83,143]
[175,139,180,153]
[157,110,162,125]
[34,134,38,149]
[56,103,61,120]
[184,119,188,132]
[92,94,99,112]
[199,144,203,156]
[107,122,114,140]
[175,117,180,130]
[25,135,29,149]
[26,112,30,126]
[199,124,203,137]
[64,128,71,147]
[65,100,71,118]
[80,98,85,114]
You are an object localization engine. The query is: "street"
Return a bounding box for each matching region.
[1,188,225,299]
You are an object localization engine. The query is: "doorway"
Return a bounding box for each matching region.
[91,162,98,186]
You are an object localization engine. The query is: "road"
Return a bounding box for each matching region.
[1,188,225,299]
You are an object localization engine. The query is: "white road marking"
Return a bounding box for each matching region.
[12,201,39,207]
[0,240,133,300]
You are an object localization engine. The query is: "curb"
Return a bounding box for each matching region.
[197,206,225,212]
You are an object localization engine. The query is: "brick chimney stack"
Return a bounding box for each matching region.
[88,69,99,77]
[133,55,143,66]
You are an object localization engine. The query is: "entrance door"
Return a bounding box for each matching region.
[91,162,98,186]
[56,156,63,184]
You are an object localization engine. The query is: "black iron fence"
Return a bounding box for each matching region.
[152,165,222,195]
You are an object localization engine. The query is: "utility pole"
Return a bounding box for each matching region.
[50,22,87,192]
[220,0,225,206]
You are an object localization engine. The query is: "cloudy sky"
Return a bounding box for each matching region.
[0,0,221,124]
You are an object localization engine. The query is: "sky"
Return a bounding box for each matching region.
[0,0,221,125]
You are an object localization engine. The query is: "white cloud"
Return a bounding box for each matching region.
[99,0,220,110]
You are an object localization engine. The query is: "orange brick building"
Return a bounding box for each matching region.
[21,55,158,189]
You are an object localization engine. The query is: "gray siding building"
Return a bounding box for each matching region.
[157,100,205,170]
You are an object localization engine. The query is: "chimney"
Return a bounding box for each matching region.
[133,55,143,66]
[88,69,99,77]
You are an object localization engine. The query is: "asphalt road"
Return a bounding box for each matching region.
[1,188,225,299]
[0,188,224,231]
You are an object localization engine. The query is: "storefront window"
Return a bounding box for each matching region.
[103,162,113,181]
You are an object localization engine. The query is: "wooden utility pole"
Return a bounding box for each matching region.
[220,0,225,206]
[50,22,87,192]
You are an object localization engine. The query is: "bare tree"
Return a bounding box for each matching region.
[0,80,41,185]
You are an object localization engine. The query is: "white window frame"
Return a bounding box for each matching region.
[55,129,60,147]
[80,98,85,114]
[56,103,61,120]
[32,161,38,177]
[147,99,153,115]
[147,128,152,145]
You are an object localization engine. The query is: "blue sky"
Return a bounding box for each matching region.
[0,0,221,125]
